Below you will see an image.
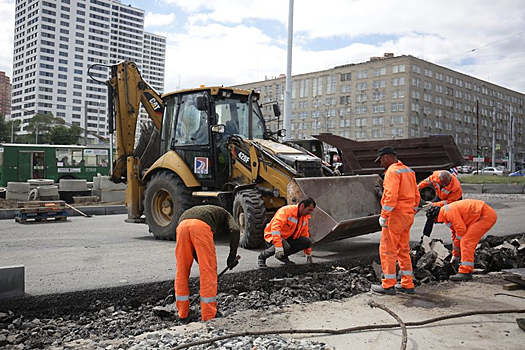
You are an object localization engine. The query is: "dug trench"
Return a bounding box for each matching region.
[0,233,524,349]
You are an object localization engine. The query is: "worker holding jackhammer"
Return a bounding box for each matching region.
[372,146,420,295]
[426,199,497,281]
[257,197,316,269]
[418,170,463,237]
[175,205,240,322]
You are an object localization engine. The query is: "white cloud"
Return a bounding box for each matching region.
[0,0,14,76]
[145,12,175,27]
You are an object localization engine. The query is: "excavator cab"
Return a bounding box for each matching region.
[160,88,267,190]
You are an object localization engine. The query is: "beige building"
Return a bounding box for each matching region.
[235,54,524,168]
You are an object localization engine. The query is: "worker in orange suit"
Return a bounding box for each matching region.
[371,146,420,295]
[257,197,316,269]
[175,205,240,322]
[426,199,497,281]
[418,170,463,237]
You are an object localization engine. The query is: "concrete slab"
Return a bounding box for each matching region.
[460,183,483,193]
[92,189,126,202]
[105,205,127,215]
[482,183,524,194]
[0,265,25,299]
[0,209,17,220]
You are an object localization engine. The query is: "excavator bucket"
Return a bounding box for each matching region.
[287,175,382,244]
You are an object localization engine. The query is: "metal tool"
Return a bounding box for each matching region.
[65,203,93,218]
[190,255,241,306]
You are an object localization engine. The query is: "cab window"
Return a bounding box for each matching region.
[174,93,209,145]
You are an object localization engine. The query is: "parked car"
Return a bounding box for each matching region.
[459,165,473,173]
[509,169,525,177]
[472,167,506,176]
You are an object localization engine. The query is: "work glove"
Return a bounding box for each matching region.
[306,254,313,264]
[379,217,387,228]
[422,202,433,211]
[450,256,459,264]
[275,248,285,260]
[227,254,239,270]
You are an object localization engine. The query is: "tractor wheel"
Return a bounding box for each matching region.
[233,190,267,249]
[144,172,193,240]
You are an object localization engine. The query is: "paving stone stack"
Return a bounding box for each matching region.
[92,176,126,202]
[6,182,30,201]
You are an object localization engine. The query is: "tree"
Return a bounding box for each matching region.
[48,125,82,145]
[0,115,22,143]
[24,113,63,144]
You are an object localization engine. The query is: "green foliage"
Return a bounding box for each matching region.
[0,115,22,143]
[48,125,82,145]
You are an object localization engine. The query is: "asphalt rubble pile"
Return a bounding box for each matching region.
[2,235,524,349]
[410,233,525,283]
[0,258,375,349]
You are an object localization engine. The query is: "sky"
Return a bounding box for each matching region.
[1,0,525,94]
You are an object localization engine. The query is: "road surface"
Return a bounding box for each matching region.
[0,194,523,295]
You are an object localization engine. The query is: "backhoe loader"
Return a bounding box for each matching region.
[97,61,382,248]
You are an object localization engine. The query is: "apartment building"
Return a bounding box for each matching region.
[11,0,166,144]
[0,72,12,117]
[235,54,525,168]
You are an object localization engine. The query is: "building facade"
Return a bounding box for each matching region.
[11,0,166,144]
[235,54,525,169]
[0,72,12,117]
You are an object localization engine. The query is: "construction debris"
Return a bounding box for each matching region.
[410,233,525,284]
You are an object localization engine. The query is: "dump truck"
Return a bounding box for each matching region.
[313,133,463,182]
[93,61,383,247]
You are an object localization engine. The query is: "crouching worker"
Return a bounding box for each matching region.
[257,197,316,269]
[426,199,497,281]
[175,205,240,322]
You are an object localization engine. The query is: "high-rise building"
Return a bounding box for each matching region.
[0,72,12,117]
[235,54,525,169]
[11,0,166,144]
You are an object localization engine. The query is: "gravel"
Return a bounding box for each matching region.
[0,258,375,350]
[1,233,523,350]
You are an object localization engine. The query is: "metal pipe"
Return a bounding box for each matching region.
[492,106,496,167]
[283,0,293,140]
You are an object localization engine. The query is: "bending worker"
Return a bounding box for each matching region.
[175,205,240,322]
[418,170,463,237]
[257,197,316,269]
[372,146,420,295]
[426,199,497,281]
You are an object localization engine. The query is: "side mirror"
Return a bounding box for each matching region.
[277,129,286,137]
[272,103,281,117]
[196,93,209,111]
[211,124,225,134]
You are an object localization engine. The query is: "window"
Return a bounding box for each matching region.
[392,64,405,73]
[374,67,386,76]
[84,149,109,167]
[357,69,368,79]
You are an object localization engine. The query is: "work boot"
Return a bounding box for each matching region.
[394,282,415,294]
[178,316,191,325]
[275,255,295,265]
[257,254,268,269]
[371,284,396,295]
[449,273,473,281]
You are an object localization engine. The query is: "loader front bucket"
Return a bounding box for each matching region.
[287,175,382,243]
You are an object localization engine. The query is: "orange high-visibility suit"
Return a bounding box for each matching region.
[263,204,312,255]
[380,161,420,289]
[437,199,497,274]
[418,171,462,207]
[175,205,239,321]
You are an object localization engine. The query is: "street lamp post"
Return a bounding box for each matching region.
[476,99,480,174]
[492,106,497,167]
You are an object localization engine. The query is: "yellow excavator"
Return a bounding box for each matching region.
[93,61,382,248]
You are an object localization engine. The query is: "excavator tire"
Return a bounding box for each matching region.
[144,172,193,241]
[233,190,267,249]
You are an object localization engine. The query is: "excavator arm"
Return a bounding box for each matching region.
[106,61,164,182]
